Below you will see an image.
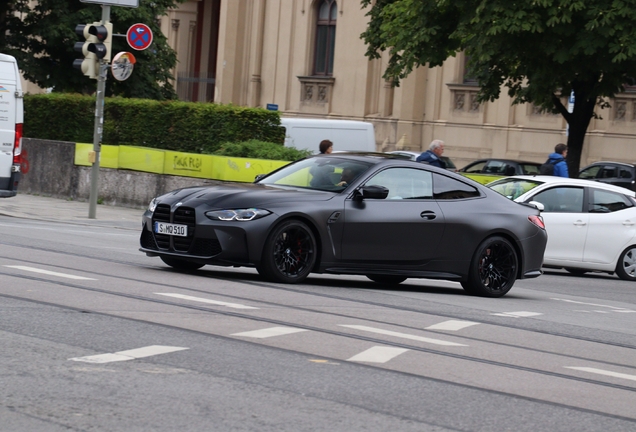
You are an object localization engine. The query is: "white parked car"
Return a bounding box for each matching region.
[487,176,636,281]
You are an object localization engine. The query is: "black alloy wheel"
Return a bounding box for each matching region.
[616,245,636,281]
[462,236,518,298]
[258,220,317,283]
[160,256,205,271]
[366,275,407,285]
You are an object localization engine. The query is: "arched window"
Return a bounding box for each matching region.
[314,0,337,76]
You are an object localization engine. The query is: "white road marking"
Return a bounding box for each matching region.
[491,311,543,318]
[552,298,635,313]
[4,265,96,280]
[69,345,189,363]
[347,346,409,363]
[155,293,259,310]
[339,325,468,347]
[565,367,636,382]
[425,320,480,331]
[231,327,308,338]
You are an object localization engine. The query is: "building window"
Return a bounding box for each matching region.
[462,54,478,85]
[314,0,337,76]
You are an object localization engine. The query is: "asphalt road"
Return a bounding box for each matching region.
[0,212,635,431]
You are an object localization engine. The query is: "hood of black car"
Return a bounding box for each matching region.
[155,182,335,209]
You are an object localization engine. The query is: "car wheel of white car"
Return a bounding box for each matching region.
[615,245,636,281]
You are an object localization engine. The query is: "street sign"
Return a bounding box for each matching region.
[80,0,139,7]
[266,104,278,111]
[111,52,136,81]
[126,23,153,51]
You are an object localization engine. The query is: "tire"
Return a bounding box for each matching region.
[615,245,636,281]
[461,236,518,298]
[257,220,317,283]
[160,256,205,271]
[366,275,407,285]
[565,268,588,276]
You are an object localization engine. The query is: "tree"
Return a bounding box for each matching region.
[361,0,636,175]
[1,0,185,100]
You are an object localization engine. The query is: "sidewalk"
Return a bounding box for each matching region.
[0,194,143,230]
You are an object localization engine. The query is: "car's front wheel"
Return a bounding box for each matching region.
[257,220,317,283]
[160,256,205,271]
[366,275,407,285]
[615,245,636,281]
[462,236,518,297]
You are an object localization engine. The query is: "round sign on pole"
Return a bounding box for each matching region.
[126,23,153,51]
[111,52,136,81]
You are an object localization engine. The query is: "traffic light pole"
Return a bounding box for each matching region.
[88,5,110,219]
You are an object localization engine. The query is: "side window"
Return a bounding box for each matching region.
[463,161,487,173]
[529,187,584,213]
[522,164,540,175]
[599,166,618,179]
[314,0,337,76]
[432,174,480,200]
[579,165,601,179]
[620,168,633,179]
[365,168,433,199]
[590,189,633,213]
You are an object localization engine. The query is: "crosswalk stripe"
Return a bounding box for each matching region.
[347,346,409,363]
[155,293,259,309]
[339,325,467,347]
[565,367,636,382]
[5,265,96,280]
[69,345,189,363]
[231,327,308,338]
[425,320,479,331]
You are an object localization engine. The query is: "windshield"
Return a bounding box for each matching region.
[487,178,544,200]
[258,157,373,192]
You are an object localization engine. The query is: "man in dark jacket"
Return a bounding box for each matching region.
[416,139,446,168]
[545,143,569,177]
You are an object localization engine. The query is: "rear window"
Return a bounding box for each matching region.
[488,178,543,200]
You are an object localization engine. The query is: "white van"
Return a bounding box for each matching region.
[281,117,376,154]
[0,53,22,197]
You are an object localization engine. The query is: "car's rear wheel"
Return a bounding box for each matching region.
[615,245,636,281]
[366,275,407,285]
[160,256,205,271]
[565,268,588,276]
[461,236,518,297]
[257,220,317,283]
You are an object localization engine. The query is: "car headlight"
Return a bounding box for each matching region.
[148,198,158,213]
[205,208,271,221]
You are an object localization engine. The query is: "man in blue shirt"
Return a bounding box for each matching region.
[416,139,446,168]
[545,143,569,177]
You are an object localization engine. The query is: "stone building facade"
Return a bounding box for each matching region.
[23,0,636,169]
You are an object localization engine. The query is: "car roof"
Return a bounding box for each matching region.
[467,158,540,165]
[498,175,636,197]
[581,161,636,169]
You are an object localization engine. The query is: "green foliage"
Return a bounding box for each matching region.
[361,0,636,174]
[213,140,312,162]
[24,94,287,159]
[1,0,185,99]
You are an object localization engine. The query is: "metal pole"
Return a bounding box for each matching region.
[88,5,110,219]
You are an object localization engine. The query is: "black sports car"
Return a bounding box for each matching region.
[140,153,547,297]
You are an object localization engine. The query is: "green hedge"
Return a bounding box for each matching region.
[24,94,287,154]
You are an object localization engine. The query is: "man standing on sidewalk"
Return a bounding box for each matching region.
[416,140,446,169]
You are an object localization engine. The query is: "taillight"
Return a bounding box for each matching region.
[528,215,545,230]
[13,123,22,164]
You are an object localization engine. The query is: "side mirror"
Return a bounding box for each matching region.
[528,201,545,212]
[354,184,389,200]
[254,174,266,182]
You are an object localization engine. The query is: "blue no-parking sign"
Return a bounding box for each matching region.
[126,23,153,51]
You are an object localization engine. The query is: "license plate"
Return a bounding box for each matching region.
[154,222,188,237]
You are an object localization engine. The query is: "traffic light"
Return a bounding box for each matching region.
[73,21,113,79]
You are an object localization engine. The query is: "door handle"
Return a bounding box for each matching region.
[623,220,635,226]
[420,210,436,220]
[573,220,587,226]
